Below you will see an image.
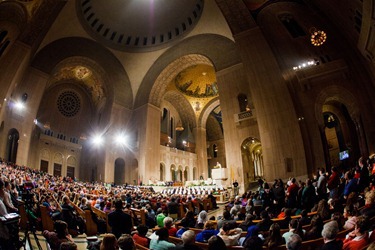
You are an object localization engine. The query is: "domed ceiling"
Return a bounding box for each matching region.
[174,64,218,98]
[77,0,204,52]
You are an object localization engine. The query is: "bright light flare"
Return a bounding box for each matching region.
[14,101,25,110]
[115,133,128,146]
[92,134,104,146]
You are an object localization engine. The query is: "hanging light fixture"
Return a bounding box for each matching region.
[310,27,327,46]
[175,120,184,131]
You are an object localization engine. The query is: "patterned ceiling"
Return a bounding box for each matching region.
[77,0,204,52]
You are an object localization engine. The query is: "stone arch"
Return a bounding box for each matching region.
[135,34,240,109]
[48,56,109,113]
[53,152,63,177]
[164,90,196,130]
[198,98,220,128]
[170,164,177,181]
[31,37,133,108]
[0,2,27,59]
[40,148,50,160]
[0,1,27,31]
[315,85,360,127]
[53,153,63,164]
[67,156,77,179]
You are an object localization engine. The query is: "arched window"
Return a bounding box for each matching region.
[170,117,174,138]
[161,108,169,134]
[0,30,10,57]
[238,94,249,112]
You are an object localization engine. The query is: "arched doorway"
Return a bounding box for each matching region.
[184,166,189,181]
[6,128,19,163]
[170,164,176,181]
[241,137,263,188]
[114,158,125,185]
[177,165,183,182]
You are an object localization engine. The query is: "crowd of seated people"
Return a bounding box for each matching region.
[0,156,375,249]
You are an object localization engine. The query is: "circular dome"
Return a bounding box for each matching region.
[77,0,204,52]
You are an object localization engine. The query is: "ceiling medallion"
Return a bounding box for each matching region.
[310,27,327,46]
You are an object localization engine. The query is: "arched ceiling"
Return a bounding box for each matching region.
[77,0,203,52]
[164,90,196,129]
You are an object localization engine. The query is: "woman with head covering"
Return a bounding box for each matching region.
[242,225,263,250]
[196,210,208,229]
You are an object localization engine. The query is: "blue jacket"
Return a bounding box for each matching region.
[344,178,358,197]
[195,229,219,242]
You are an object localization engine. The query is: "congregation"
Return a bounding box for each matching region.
[0,157,375,250]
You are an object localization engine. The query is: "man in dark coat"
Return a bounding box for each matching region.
[108,199,132,238]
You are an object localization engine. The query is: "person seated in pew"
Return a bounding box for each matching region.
[81,198,107,234]
[172,230,203,250]
[118,234,136,250]
[282,219,305,244]
[196,210,208,229]
[150,227,176,250]
[217,210,236,230]
[43,220,74,250]
[343,215,370,250]
[277,208,293,229]
[286,234,302,250]
[180,211,196,228]
[298,209,310,226]
[207,235,227,250]
[132,224,150,248]
[164,216,178,236]
[343,204,358,230]
[195,221,219,243]
[321,221,343,250]
[156,208,167,228]
[61,195,86,235]
[239,214,254,231]
[100,233,118,250]
[360,189,375,218]
[256,210,273,232]
[241,225,263,250]
[304,215,323,240]
[217,222,242,246]
[263,223,285,250]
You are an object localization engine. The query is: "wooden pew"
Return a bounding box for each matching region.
[40,205,54,232]
[131,208,146,226]
[135,243,150,250]
[84,210,98,236]
[178,204,185,219]
[18,201,28,230]
[91,206,110,233]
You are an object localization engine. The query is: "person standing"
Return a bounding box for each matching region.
[233,180,239,196]
[327,167,340,200]
[108,199,132,239]
[317,168,328,201]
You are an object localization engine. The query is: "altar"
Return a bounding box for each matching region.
[211,168,228,187]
